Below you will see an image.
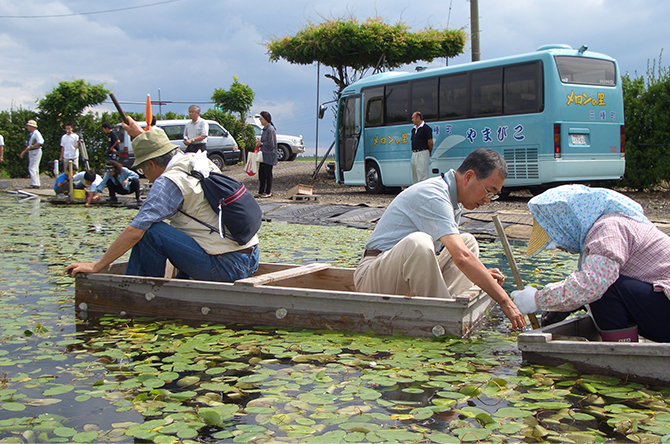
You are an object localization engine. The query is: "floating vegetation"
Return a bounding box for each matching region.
[1,196,669,443]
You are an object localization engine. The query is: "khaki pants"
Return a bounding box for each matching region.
[411,150,430,183]
[353,231,478,298]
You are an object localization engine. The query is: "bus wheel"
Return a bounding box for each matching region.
[365,163,385,194]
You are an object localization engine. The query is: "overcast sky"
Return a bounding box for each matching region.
[0,0,666,153]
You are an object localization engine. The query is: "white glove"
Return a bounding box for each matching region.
[510,287,539,315]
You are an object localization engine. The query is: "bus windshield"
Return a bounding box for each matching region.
[555,56,616,86]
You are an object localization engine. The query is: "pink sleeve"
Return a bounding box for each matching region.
[535,254,620,312]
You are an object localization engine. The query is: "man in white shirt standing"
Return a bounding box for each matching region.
[60,122,80,170]
[182,105,208,153]
[0,132,4,163]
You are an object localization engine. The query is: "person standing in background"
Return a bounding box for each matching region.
[256,111,277,198]
[20,120,43,189]
[410,111,433,183]
[102,122,119,161]
[60,122,80,170]
[0,132,4,163]
[183,105,208,154]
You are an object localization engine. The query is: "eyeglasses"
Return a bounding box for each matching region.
[136,163,146,176]
[475,176,500,201]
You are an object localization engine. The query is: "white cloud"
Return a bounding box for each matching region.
[0,0,667,148]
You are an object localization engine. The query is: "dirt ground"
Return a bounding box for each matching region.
[5,160,670,223]
[235,161,670,223]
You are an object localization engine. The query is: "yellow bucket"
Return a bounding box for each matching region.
[73,189,86,200]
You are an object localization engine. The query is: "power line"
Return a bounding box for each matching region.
[0,0,185,19]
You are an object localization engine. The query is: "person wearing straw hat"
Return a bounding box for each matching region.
[512,184,670,342]
[20,119,43,188]
[354,148,527,331]
[66,116,259,282]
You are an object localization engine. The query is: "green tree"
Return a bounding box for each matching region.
[266,17,466,93]
[211,76,255,122]
[36,80,109,172]
[210,78,257,160]
[0,108,39,178]
[621,55,670,191]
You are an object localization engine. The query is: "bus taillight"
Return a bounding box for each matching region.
[620,125,625,157]
[554,124,561,158]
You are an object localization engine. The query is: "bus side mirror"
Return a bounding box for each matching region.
[318,105,328,119]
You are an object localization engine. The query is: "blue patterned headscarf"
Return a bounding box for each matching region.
[528,184,650,254]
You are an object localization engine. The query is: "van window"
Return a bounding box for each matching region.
[209,124,225,137]
[161,124,185,141]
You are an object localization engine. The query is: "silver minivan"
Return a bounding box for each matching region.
[114,119,240,170]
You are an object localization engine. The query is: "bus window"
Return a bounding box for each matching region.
[504,62,543,114]
[471,68,502,116]
[439,73,467,120]
[385,83,409,124]
[411,78,438,120]
[364,87,384,127]
[555,56,616,86]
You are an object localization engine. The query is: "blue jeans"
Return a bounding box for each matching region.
[590,275,670,342]
[126,222,259,282]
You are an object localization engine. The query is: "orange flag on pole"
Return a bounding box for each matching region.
[145,94,152,131]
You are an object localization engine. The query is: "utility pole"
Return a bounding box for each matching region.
[470,0,481,62]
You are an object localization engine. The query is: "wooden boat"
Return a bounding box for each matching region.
[518,315,670,385]
[75,262,492,338]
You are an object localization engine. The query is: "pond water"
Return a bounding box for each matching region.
[1,195,669,443]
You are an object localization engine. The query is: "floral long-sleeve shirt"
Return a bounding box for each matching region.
[536,214,670,311]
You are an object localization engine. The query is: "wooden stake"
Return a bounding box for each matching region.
[492,214,541,329]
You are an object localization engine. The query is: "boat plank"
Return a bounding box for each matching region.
[236,263,331,286]
[518,315,670,384]
[76,263,492,337]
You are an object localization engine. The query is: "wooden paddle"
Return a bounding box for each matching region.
[492,214,541,329]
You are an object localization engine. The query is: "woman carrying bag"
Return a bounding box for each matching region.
[255,111,277,198]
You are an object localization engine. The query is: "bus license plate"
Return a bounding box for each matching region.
[571,134,586,145]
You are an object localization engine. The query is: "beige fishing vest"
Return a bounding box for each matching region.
[161,155,258,255]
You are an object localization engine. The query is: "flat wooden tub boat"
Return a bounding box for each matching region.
[518,315,670,385]
[75,262,492,338]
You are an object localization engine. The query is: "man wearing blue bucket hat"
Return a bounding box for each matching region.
[512,184,670,342]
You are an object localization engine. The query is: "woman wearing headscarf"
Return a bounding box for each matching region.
[256,111,277,198]
[511,185,670,342]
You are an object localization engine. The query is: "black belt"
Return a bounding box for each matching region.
[412,148,428,152]
[363,249,382,257]
[185,142,207,153]
[235,245,257,255]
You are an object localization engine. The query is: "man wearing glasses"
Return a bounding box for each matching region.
[354,148,526,330]
[66,116,259,282]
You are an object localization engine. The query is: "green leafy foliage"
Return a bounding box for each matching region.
[267,17,466,93]
[621,53,670,190]
[211,76,255,121]
[2,197,670,443]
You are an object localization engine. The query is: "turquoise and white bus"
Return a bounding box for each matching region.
[335,44,625,194]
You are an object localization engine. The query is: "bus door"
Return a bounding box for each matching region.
[337,94,363,184]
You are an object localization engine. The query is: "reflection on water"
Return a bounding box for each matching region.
[0,196,667,443]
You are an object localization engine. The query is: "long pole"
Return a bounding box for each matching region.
[492,214,540,329]
[470,0,481,62]
[315,62,320,170]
